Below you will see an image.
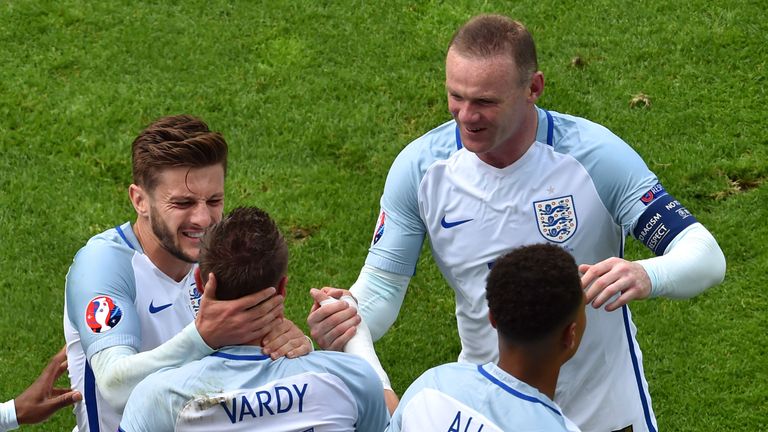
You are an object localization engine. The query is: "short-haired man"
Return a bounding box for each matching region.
[388,244,584,431]
[64,115,310,432]
[119,207,389,431]
[309,15,726,432]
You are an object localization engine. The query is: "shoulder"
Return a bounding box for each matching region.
[388,120,459,177]
[288,352,381,392]
[72,224,136,266]
[546,110,649,168]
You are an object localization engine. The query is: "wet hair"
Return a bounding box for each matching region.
[198,207,288,301]
[486,243,582,344]
[448,14,538,85]
[131,114,228,192]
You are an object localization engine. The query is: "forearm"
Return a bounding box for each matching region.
[0,400,17,432]
[91,322,213,412]
[638,223,726,298]
[349,264,410,341]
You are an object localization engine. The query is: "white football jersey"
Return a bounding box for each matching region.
[364,107,698,432]
[388,362,578,432]
[118,346,389,432]
[64,222,200,432]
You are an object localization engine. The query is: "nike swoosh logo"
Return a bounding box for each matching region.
[440,215,473,229]
[149,301,173,314]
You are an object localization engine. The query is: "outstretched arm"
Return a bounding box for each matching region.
[582,223,725,311]
[310,289,399,415]
[93,275,286,412]
[0,348,82,431]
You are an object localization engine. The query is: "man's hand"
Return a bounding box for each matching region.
[196,273,284,349]
[581,257,652,312]
[261,318,313,360]
[15,347,82,425]
[307,287,361,351]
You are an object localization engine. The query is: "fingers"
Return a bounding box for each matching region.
[38,347,69,388]
[307,289,360,351]
[262,320,312,360]
[235,286,278,311]
[319,287,352,299]
[46,390,83,412]
[201,273,218,298]
[580,258,652,310]
[197,286,282,348]
[309,287,333,306]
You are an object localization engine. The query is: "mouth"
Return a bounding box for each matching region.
[182,230,205,240]
[464,125,486,134]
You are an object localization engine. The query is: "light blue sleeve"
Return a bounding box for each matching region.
[65,233,141,360]
[365,121,458,276]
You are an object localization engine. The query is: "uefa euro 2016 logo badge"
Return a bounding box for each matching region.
[533,195,577,243]
[85,295,123,333]
[189,285,202,316]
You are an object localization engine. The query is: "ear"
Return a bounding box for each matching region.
[129,184,150,218]
[527,71,545,103]
[488,310,498,329]
[194,267,206,295]
[561,321,579,353]
[275,275,288,298]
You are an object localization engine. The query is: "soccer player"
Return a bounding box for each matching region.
[119,207,389,431]
[0,348,82,432]
[389,244,584,432]
[64,115,311,432]
[307,14,726,432]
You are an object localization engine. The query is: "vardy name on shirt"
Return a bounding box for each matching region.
[220,383,309,424]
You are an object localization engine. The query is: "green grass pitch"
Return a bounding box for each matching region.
[0,1,765,430]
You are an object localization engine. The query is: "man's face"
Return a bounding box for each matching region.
[145,164,225,263]
[445,49,533,166]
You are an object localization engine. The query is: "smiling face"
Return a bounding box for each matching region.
[446,48,542,168]
[130,164,225,279]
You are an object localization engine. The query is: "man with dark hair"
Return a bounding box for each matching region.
[64,116,310,432]
[309,14,726,432]
[119,207,389,432]
[389,244,584,431]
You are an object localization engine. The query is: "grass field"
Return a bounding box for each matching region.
[0,1,766,430]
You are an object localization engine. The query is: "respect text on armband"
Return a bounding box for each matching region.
[220,383,309,424]
[633,192,697,255]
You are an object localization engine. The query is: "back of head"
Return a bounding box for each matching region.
[131,114,228,192]
[486,243,582,345]
[448,14,538,84]
[198,207,288,300]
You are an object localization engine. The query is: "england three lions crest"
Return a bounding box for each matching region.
[533,196,577,243]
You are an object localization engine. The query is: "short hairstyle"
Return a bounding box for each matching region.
[131,114,228,192]
[486,243,582,344]
[198,207,288,301]
[448,14,538,84]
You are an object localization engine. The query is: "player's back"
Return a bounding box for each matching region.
[119,346,389,432]
[388,362,578,432]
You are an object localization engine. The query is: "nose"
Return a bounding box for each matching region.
[190,201,214,228]
[452,101,479,124]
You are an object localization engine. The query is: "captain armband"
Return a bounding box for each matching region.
[632,183,698,255]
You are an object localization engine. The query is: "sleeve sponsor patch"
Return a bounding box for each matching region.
[85,295,123,333]
[640,182,667,205]
[633,184,697,255]
[371,211,386,246]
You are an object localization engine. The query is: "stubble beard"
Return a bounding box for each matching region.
[149,210,197,264]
